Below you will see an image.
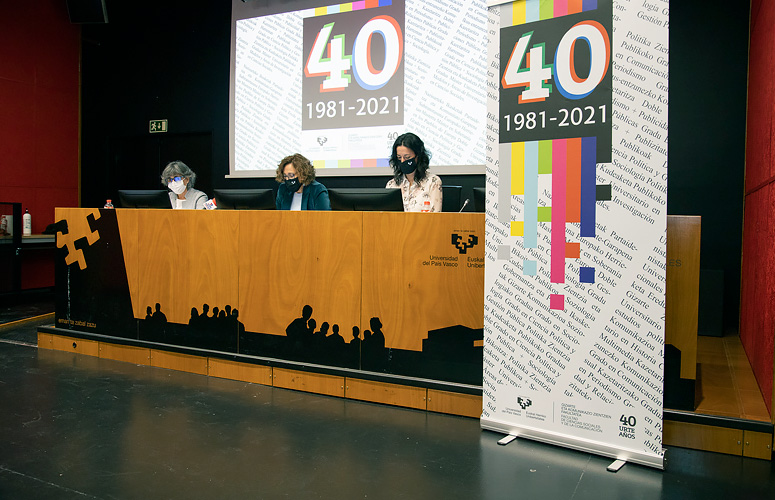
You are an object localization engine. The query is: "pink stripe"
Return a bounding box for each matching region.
[551,139,566,283]
[554,0,568,17]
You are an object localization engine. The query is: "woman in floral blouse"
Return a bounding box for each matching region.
[386,133,443,212]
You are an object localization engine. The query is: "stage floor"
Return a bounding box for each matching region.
[0,312,774,498]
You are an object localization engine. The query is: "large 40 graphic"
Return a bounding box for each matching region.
[502,20,610,103]
[305,15,403,92]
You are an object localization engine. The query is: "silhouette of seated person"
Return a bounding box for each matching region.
[362,317,387,371]
[188,307,199,327]
[144,303,168,341]
[348,326,362,368]
[231,309,245,336]
[286,305,313,341]
[315,321,330,345]
[328,324,345,345]
[369,317,385,349]
[145,306,153,321]
[350,326,361,346]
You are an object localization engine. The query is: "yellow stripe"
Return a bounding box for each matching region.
[511,141,525,195]
[512,0,527,25]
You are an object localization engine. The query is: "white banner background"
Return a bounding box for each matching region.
[482,0,669,469]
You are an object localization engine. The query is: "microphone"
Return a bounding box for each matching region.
[458,199,470,213]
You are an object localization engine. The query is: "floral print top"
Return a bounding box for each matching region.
[386,173,443,212]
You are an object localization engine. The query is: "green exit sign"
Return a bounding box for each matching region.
[149,119,168,133]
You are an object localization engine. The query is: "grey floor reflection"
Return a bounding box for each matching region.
[0,329,773,500]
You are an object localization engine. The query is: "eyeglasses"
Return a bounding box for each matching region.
[397,155,415,162]
[283,174,298,180]
[167,176,184,183]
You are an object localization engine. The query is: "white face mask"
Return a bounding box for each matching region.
[168,179,186,195]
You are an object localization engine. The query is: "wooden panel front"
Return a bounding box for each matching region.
[150,349,208,376]
[99,343,151,365]
[116,209,141,318]
[666,216,701,380]
[427,389,482,418]
[362,212,485,351]
[37,332,53,349]
[134,210,239,325]
[50,335,100,357]
[345,378,427,410]
[663,420,742,455]
[272,367,345,397]
[743,430,774,460]
[238,211,362,337]
[208,358,272,385]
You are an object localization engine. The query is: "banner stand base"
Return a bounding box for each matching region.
[481,417,665,470]
[606,459,627,473]
[497,434,518,446]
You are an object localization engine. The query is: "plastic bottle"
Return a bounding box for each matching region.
[104,199,114,209]
[22,208,31,235]
[421,200,431,212]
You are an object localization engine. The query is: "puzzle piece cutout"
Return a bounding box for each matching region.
[56,210,101,270]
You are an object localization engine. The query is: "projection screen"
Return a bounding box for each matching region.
[229,0,489,177]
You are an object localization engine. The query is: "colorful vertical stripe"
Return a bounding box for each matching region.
[501,0,599,27]
[551,139,566,284]
[524,141,538,248]
[312,158,389,168]
[566,137,581,223]
[309,0,389,18]
[511,142,525,195]
[580,136,596,237]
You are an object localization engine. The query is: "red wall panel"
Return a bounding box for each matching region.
[0,1,80,289]
[741,0,775,415]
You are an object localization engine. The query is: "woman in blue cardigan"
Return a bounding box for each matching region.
[275,153,331,211]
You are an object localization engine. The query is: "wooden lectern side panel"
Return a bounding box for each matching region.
[136,210,239,325]
[666,215,701,380]
[116,209,141,318]
[238,211,362,337]
[362,212,485,352]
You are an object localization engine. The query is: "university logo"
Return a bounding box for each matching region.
[517,397,532,410]
[451,233,478,254]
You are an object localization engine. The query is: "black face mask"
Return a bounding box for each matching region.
[399,158,417,175]
[285,177,301,193]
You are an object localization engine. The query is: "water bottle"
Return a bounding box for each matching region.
[22,208,32,235]
[104,199,114,209]
[421,200,431,212]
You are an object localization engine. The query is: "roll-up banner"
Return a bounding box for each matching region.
[482,0,668,469]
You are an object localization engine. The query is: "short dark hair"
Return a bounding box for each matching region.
[389,133,431,185]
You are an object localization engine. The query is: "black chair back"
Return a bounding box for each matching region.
[441,185,462,212]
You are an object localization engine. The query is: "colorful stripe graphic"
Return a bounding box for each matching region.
[313,158,389,169]
[524,141,538,248]
[509,136,602,309]
[310,0,391,17]
[580,136,597,237]
[551,139,566,285]
[502,0,599,28]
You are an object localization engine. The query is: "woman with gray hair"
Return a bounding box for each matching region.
[161,161,208,209]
